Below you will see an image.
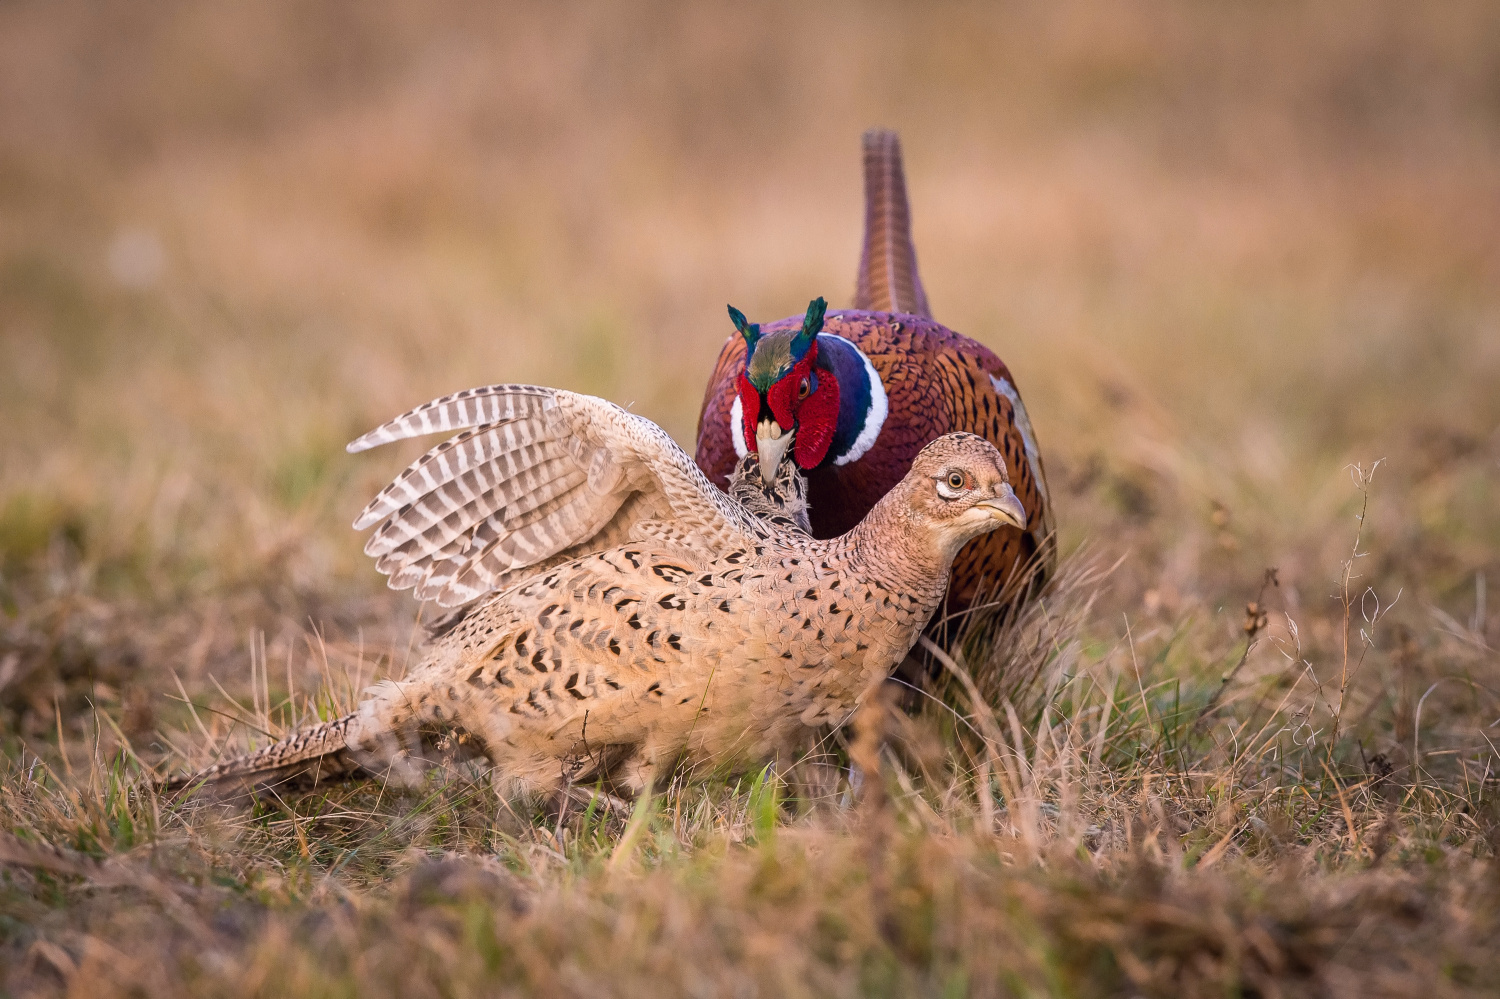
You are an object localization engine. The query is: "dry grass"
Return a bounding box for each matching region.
[3,1,1500,995]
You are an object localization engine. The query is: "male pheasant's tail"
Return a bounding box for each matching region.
[852,128,932,319]
[162,713,363,794]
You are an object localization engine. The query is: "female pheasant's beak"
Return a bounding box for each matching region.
[974,484,1027,530]
[756,417,793,483]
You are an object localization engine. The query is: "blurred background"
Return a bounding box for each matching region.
[2,0,1497,739]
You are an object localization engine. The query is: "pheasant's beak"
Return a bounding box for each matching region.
[756,418,793,482]
[975,484,1027,530]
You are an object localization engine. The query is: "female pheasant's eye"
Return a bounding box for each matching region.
[948,472,966,490]
[797,377,810,400]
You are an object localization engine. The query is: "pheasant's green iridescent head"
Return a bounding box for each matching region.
[729,298,837,482]
[730,298,824,392]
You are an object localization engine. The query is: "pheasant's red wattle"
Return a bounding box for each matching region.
[792,372,839,469]
[735,372,760,454]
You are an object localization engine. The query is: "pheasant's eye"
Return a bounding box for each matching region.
[936,469,971,500]
[797,377,811,400]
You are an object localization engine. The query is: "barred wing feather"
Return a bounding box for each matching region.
[349,385,758,607]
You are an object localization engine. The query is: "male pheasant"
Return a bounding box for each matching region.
[694,129,1054,618]
[168,386,1022,798]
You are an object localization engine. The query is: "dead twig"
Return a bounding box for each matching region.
[1193,568,1278,734]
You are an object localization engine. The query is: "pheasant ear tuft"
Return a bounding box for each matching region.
[793,297,827,354]
[728,305,760,351]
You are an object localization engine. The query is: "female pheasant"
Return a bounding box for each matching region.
[169,386,1023,799]
[694,130,1054,616]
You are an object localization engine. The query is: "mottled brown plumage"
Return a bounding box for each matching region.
[725,452,812,535]
[168,403,1023,800]
[694,129,1054,615]
[342,384,809,610]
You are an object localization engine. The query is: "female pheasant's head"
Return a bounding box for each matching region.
[728,297,888,483]
[890,433,1027,559]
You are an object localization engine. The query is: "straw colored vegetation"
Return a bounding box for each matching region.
[3,2,1499,995]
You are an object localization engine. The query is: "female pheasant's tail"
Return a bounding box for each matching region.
[161,713,364,794]
[853,128,932,319]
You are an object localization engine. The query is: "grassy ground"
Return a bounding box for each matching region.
[3,1,1500,995]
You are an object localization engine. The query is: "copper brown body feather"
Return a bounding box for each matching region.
[695,130,1054,614]
[696,311,1051,612]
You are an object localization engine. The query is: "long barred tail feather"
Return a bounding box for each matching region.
[853,128,932,319]
[162,713,363,793]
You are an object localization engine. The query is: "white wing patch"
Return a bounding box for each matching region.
[730,395,748,460]
[832,336,888,467]
[989,374,1050,509]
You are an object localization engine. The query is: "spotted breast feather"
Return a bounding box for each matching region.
[166,418,1025,801]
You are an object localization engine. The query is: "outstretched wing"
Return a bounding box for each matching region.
[348,385,760,607]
